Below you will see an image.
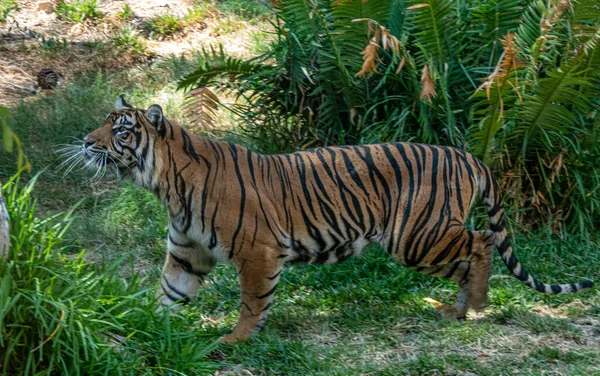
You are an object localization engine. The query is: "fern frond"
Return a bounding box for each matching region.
[468,0,525,67]
[515,57,591,159]
[469,32,527,163]
[405,0,459,65]
[177,45,274,91]
[182,88,220,132]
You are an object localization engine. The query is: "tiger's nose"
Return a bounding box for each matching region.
[83,136,95,148]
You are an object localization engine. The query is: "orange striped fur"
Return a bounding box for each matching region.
[79,97,592,343]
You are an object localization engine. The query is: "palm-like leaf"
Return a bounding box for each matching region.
[514,58,591,159]
[177,45,275,92]
[469,33,526,164]
[182,88,220,132]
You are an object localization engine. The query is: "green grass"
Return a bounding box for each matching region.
[55,0,103,23]
[147,6,212,38]
[0,175,220,376]
[111,25,148,57]
[148,14,184,37]
[197,237,600,375]
[1,4,600,372]
[116,3,135,21]
[216,0,271,19]
[1,69,600,374]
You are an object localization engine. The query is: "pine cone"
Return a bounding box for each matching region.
[37,68,63,90]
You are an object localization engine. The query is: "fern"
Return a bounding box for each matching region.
[181,88,220,132]
[177,45,274,91]
[469,33,526,164]
[515,58,591,159]
[405,0,459,65]
[468,0,525,67]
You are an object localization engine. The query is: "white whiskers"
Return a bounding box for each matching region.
[56,142,112,183]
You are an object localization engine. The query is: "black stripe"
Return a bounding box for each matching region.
[551,284,562,293]
[443,261,463,279]
[163,276,191,303]
[161,283,190,305]
[490,221,504,233]
[241,301,258,316]
[228,144,247,259]
[581,280,594,289]
[498,237,511,254]
[256,284,278,299]
[488,203,502,218]
[169,252,206,278]
[267,270,282,280]
[169,234,194,248]
[261,303,272,312]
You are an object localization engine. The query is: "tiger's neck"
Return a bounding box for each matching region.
[146,121,215,233]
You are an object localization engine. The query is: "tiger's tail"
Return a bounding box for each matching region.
[479,164,593,294]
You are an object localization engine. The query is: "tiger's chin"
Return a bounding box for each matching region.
[115,165,134,180]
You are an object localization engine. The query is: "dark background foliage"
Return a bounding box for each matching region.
[180,0,600,233]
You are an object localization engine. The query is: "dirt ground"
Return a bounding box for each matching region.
[0,0,265,107]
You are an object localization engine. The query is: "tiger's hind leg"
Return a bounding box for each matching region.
[413,229,495,318]
[464,230,495,312]
[415,262,470,319]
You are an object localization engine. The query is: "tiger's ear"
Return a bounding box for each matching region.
[145,104,165,134]
[115,95,133,110]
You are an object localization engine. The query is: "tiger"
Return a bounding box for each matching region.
[76,95,593,343]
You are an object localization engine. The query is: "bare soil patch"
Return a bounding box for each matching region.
[0,0,267,106]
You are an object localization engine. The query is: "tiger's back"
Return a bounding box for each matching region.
[218,142,484,267]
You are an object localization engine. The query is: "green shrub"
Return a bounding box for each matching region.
[0,175,221,375]
[0,0,18,23]
[111,25,147,56]
[55,0,103,23]
[116,3,134,21]
[179,0,600,232]
[148,14,184,37]
[183,5,212,26]
[217,0,271,19]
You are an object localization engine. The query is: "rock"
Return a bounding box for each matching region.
[0,191,9,261]
[37,1,54,14]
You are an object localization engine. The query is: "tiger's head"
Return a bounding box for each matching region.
[72,95,166,186]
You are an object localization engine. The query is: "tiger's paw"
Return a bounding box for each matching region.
[423,298,466,320]
[219,333,246,344]
[434,304,467,320]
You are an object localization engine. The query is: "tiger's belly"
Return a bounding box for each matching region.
[284,235,372,264]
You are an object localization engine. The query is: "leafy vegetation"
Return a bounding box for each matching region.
[148,14,184,37]
[179,0,600,232]
[111,25,148,57]
[0,0,599,374]
[0,106,29,172]
[147,5,213,38]
[116,3,135,21]
[0,175,220,376]
[55,0,103,23]
[0,0,18,23]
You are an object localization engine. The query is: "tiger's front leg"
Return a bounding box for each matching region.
[156,231,216,308]
[220,251,284,344]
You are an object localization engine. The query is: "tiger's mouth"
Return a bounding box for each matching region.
[58,141,140,182]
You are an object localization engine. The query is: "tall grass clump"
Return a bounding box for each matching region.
[148,14,184,37]
[179,0,600,232]
[55,0,103,23]
[0,175,220,376]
